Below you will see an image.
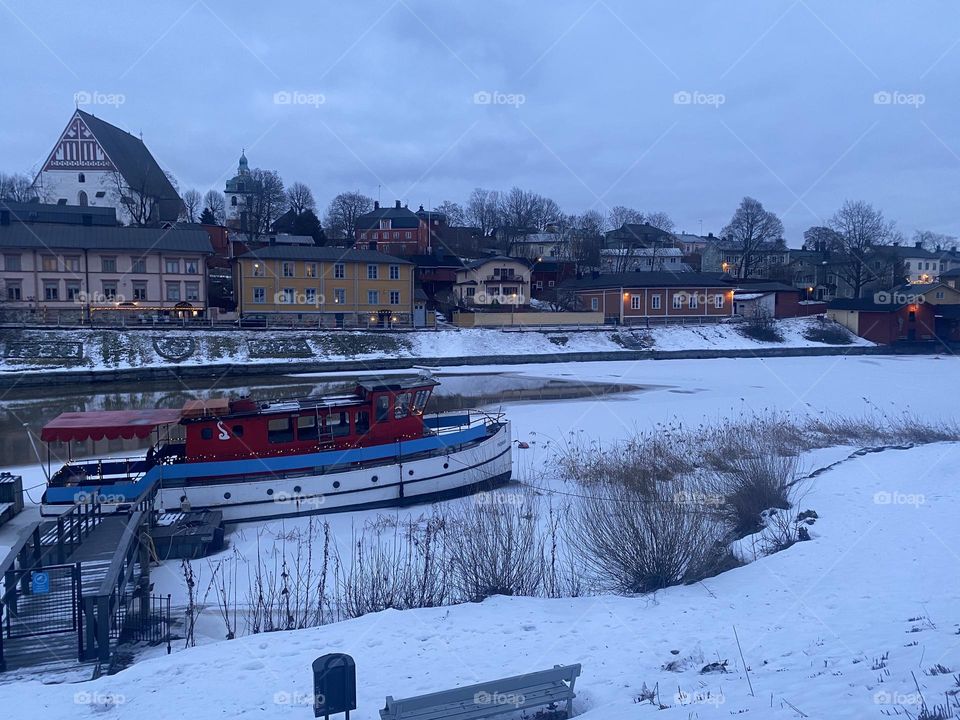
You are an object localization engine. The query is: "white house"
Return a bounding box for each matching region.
[454,256,532,307]
[599,247,688,274]
[32,110,182,225]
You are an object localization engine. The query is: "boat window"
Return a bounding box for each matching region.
[232,425,244,437]
[355,410,370,435]
[412,390,430,414]
[267,417,294,443]
[394,393,411,419]
[326,411,350,437]
[297,415,319,441]
[200,427,213,440]
[375,395,390,422]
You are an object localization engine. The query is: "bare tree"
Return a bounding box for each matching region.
[180,188,203,223]
[203,189,226,225]
[721,197,785,278]
[607,205,642,231]
[913,229,956,252]
[435,200,466,226]
[802,225,843,251]
[0,172,37,202]
[323,191,373,241]
[828,200,897,297]
[643,211,675,234]
[106,171,157,226]
[465,188,500,236]
[286,181,316,216]
[240,168,286,241]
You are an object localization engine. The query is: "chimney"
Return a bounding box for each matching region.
[395,200,402,209]
[915,240,923,249]
[893,241,900,247]
[374,201,380,210]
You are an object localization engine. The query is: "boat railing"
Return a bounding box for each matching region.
[49,444,187,488]
[426,409,505,435]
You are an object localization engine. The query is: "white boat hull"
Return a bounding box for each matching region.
[157,421,513,523]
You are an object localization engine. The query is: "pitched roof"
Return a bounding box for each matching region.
[828,298,913,312]
[734,279,801,293]
[0,222,213,253]
[238,245,411,264]
[73,111,181,221]
[940,267,960,278]
[356,201,422,230]
[0,200,117,227]
[462,255,533,270]
[872,244,938,259]
[563,271,735,291]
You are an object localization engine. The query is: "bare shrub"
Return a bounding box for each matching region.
[445,492,544,601]
[802,317,854,345]
[569,477,733,594]
[738,308,784,342]
[334,515,449,619]
[707,432,797,536]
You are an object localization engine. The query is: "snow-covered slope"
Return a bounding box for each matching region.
[8,442,958,719]
[0,317,869,373]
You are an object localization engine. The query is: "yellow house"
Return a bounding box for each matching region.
[234,246,417,327]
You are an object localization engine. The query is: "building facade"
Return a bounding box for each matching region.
[0,203,212,322]
[234,245,415,327]
[454,256,532,307]
[32,110,182,225]
[565,272,735,324]
[355,201,430,256]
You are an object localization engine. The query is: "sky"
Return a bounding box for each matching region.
[1,0,959,245]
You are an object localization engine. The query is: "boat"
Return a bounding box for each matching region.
[39,376,512,523]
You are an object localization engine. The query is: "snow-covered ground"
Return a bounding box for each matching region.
[0,317,869,373]
[2,355,958,719]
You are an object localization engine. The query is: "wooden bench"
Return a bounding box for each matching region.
[380,664,581,720]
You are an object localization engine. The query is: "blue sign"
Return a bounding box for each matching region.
[32,571,50,594]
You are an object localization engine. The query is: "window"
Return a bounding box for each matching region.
[64,256,81,272]
[372,232,379,240]
[131,258,146,273]
[6,281,22,301]
[355,410,370,434]
[305,288,317,304]
[166,282,180,301]
[297,415,319,442]
[305,263,317,278]
[689,294,699,309]
[185,282,200,301]
[394,393,411,419]
[78,191,88,207]
[715,294,724,308]
[672,294,683,309]
[367,264,378,280]
[333,288,345,304]
[334,263,345,278]
[536,281,543,289]
[165,258,180,274]
[466,287,476,297]
[100,256,117,273]
[43,281,59,301]
[281,288,295,304]
[412,390,430,414]
[253,287,266,304]
[389,265,400,280]
[326,411,350,437]
[42,255,58,271]
[66,282,81,301]
[405,231,412,240]
[282,262,295,277]
[267,417,294,443]
[78,173,85,183]
[390,291,400,305]
[651,294,662,310]
[590,297,599,311]
[184,259,199,275]
[375,395,390,422]
[548,280,555,287]
[231,196,238,206]
[3,254,21,272]
[630,295,641,310]
[367,290,379,305]
[132,282,147,301]
[905,261,912,270]
[100,281,116,299]
[380,219,390,230]
[252,263,265,277]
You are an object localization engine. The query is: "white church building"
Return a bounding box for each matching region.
[32,110,182,225]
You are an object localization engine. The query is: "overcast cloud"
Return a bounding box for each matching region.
[1,0,958,242]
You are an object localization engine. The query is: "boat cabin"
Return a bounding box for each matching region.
[181,377,437,462]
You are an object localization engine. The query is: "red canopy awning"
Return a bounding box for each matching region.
[41,409,183,443]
